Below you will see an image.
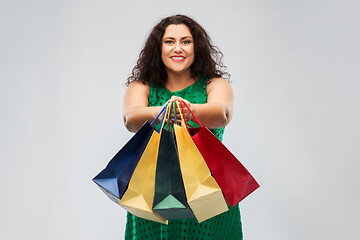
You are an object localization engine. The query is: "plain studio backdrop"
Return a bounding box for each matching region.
[0,0,359,239]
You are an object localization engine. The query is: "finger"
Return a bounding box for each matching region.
[170,115,182,124]
[175,105,188,113]
[169,96,188,103]
[164,116,175,124]
[168,96,180,102]
[170,111,182,121]
[174,108,182,114]
[182,102,191,111]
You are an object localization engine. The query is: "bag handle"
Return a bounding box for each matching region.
[179,101,203,128]
[175,101,183,122]
[159,102,172,134]
[173,101,177,130]
[179,101,195,130]
[164,101,174,131]
[150,102,169,126]
[175,101,190,131]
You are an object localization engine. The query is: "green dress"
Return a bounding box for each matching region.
[124,76,243,240]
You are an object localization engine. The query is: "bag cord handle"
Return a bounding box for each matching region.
[179,101,203,128]
[158,103,171,134]
[175,101,198,132]
[150,102,169,126]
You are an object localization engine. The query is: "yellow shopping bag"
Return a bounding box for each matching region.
[119,105,172,224]
[173,102,228,223]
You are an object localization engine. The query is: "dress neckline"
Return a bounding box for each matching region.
[164,76,203,94]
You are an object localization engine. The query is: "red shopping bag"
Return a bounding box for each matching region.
[179,101,260,207]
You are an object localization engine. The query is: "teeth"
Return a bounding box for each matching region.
[171,57,185,59]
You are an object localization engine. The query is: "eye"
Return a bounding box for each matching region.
[183,40,191,45]
[164,40,174,44]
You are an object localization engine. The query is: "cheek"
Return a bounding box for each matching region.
[188,47,195,62]
[161,47,167,62]
[161,46,171,58]
[187,46,195,57]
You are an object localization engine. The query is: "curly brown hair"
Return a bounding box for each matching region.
[126,14,230,86]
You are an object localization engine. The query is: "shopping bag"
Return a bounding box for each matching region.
[173,101,228,223]
[92,104,168,204]
[180,101,260,207]
[153,102,195,220]
[119,130,168,224]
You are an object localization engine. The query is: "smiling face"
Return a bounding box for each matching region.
[161,24,195,75]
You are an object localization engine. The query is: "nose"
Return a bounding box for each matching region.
[174,42,182,53]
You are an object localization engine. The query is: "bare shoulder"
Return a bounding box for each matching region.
[206,77,232,94]
[124,80,150,108]
[127,80,150,95]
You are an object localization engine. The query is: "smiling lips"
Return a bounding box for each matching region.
[171,55,185,62]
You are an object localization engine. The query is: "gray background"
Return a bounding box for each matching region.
[1,0,359,239]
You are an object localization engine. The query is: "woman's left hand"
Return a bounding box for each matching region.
[167,96,193,125]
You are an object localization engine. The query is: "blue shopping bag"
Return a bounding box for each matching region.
[93,104,168,203]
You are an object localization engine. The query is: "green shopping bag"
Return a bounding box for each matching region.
[152,102,195,220]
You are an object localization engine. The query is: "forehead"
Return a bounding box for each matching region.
[163,24,192,39]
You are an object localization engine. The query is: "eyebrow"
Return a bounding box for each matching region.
[163,36,193,40]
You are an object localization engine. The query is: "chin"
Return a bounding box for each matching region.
[165,64,191,74]
[168,68,190,74]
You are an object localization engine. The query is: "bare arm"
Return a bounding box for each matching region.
[123,81,162,132]
[192,78,234,128]
[170,78,234,129]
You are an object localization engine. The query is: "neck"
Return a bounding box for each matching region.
[165,70,196,91]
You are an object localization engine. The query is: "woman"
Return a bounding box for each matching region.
[123,14,243,240]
